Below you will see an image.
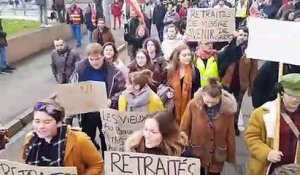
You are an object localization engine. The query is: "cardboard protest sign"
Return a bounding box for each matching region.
[246,17,300,66]
[100,108,148,152]
[0,159,77,175]
[185,8,235,42]
[105,151,201,175]
[57,81,107,116]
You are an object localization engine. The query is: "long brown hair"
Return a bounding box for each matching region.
[129,49,153,71]
[135,25,149,37]
[167,44,191,81]
[128,69,155,89]
[139,111,188,156]
[102,42,119,63]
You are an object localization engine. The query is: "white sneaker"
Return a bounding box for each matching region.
[40,24,46,28]
[238,126,245,132]
[45,24,52,27]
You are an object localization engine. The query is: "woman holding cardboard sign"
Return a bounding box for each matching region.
[21,99,103,175]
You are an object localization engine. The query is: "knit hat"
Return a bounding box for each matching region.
[280,73,300,97]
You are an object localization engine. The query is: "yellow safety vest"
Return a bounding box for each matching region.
[195,56,219,87]
[236,0,248,18]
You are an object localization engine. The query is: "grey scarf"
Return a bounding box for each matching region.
[124,86,151,112]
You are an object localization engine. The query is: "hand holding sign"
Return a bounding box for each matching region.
[105,151,201,175]
[185,8,235,42]
[0,159,77,175]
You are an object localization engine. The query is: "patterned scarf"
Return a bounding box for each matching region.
[25,124,68,166]
[171,65,192,124]
[205,102,221,120]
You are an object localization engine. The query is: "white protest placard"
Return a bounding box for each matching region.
[57,81,107,116]
[0,159,77,175]
[185,8,235,42]
[246,17,300,66]
[100,108,148,152]
[105,151,201,175]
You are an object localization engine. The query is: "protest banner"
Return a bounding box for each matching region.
[185,8,235,42]
[0,159,77,175]
[246,17,300,66]
[105,151,201,175]
[100,108,149,152]
[57,81,107,116]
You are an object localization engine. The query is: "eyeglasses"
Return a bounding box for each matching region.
[34,102,59,116]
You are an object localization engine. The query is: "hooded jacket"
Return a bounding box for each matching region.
[180,88,237,173]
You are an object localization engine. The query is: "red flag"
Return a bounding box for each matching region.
[125,0,145,24]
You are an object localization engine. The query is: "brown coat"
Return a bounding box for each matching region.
[92,27,115,45]
[180,89,237,173]
[22,128,103,175]
[222,55,258,95]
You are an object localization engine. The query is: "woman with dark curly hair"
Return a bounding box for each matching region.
[124,25,150,60]
[143,38,167,86]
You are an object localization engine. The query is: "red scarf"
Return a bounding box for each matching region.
[195,48,217,59]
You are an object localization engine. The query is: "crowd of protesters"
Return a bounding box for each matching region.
[0,0,299,174]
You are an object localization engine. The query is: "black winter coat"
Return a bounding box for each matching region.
[153,4,167,27]
[0,31,7,47]
[252,61,300,108]
[124,34,147,58]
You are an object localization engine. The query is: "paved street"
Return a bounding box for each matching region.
[0,95,252,175]
[0,24,253,174]
[0,2,91,20]
[0,28,125,125]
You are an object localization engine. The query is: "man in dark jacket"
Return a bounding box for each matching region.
[70,43,126,153]
[52,0,66,23]
[36,0,48,27]
[0,19,14,74]
[153,1,167,42]
[93,0,104,18]
[84,3,96,43]
[51,38,80,84]
[252,62,300,108]
[124,10,140,60]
